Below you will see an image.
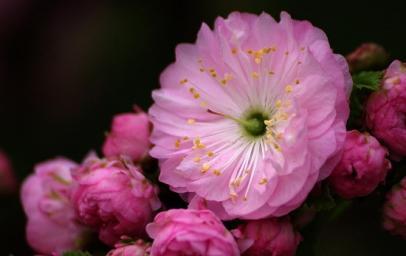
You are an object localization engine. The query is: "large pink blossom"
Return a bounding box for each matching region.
[103,110,151,162]
[232,218,302,256]
[366,60,406,158]
[383,177,406,239]
[149,11,351,219]
[328,130,391,199]
[0,150,16,193]
[71,155,161,246]
[21,158,88,255]
[146,209,239,256]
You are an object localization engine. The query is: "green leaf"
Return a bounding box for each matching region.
[352,71,383,91]
[62,251,92,256]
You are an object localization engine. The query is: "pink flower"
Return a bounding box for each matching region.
[366,60,406,158]
[328,130,391,199]
[21,158,88,255]
[103,110,151,162]
[149,11,351,219]
[146,209,239,256]
[0,150,17,193]
[107,238,151,256]
[71,155,161,246]
[383,177,406,239]
[233,218,301,256]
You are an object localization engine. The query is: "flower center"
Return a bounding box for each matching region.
[241,111,268,138]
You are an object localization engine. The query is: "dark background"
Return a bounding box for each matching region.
[0,0,405,255]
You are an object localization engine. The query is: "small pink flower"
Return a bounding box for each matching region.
[149,11,351,219]
[21,158,88,255]
[366,60,406,158]
[328,130,391,199]
[71,155,161,246]
[102,110,151,162]
[0,150,17,193]
[383,177,406,239]
[146,209,240,256]
[107,237,151,256]
[233,217,302,256]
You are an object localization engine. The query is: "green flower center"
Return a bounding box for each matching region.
[242,112,268,137]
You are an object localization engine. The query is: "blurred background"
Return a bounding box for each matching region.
[0,0,405,255]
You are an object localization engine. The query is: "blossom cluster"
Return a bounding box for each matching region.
[16,11,406,256]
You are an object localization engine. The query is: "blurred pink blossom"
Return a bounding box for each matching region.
[71,155,161,246]
[0,150,16,193]
[366,60,406,159]
[383,177,406,239]
[107,237,151,256]
[102,109,151,162]
[232,218,301,256]
[329,130,391,199]
[146,209,239,256]
[21,158,88,254]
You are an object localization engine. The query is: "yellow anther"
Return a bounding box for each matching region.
[232,178,242,187]
[273,143,282,152]
[174,139,181,149]
[231,48,238,54]
[251,72,259,79]
[264,120,273,126]
[200,101,208,107]
[247,49,253,54]
[202,163,210,172]
[189,87,195,93]
[213,169,221,176]
[259,178,268,185]
[268,71,275,76]
[207,151,214,157]
[193,138,205,149]
[254,57,262,64]
[264,48,271,54]
[209,68,217,78]
[180,79,188,85]
[275,99,282,108]
[271,47,277,52]
[285,85,293,93]
[220,79,228,85]
[182,136,189,141]
[295,79,300,85]
[193,93,200,99]
[187,118,196,124]
[230,192,238,201]
[193,157,201,163]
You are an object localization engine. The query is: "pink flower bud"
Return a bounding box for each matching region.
[233,217,301,256]
[107,237,151,256]
[329,130,391,199]
[21,158,88,254]
[383,177,406,239]
[71,155,161,246]
[0,150,17,193]
[146,209,240,256]
[346,43,388,73]
[102,110,151,162]
[366,60,406,159]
